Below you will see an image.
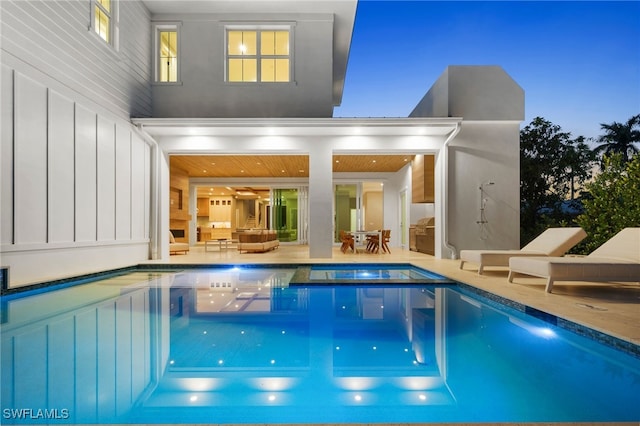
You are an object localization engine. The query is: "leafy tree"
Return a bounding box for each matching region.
[576,154,640,253]
[520,117,595,244]
[563,136,595,200]
[593,114,640,163]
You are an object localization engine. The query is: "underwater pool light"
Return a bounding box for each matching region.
[249,377,298,391]
[509,316,557,339]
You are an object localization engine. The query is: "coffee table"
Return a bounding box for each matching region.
[205,238,230,252]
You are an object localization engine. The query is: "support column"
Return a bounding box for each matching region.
[154,149,171,260]
[308,143,333,258]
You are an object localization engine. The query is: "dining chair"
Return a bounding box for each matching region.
[340,230,355,253]
[381,229,391,253]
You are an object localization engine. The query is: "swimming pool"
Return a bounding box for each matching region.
[1,266,639,424]
[293,264,453,284]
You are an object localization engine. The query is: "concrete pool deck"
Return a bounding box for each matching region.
[148,244,640,351]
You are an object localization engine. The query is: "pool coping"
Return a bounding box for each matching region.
[290,263,456,285]
[1,262,639,359]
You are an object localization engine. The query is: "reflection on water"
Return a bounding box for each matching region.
[1,268,639,424]
[308,265,446,281]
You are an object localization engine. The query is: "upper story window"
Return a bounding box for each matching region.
[226,26,291,83]
[155,24,180,83]
[91,0,118,48]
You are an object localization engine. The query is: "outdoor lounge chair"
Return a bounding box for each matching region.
[459,227,587,275]
[508,227,640,293]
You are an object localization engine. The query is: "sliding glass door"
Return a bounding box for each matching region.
[334,184,358,243]
[334,182,383,243]
[272,188,299,242]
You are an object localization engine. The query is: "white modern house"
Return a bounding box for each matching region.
[0,0,524,289]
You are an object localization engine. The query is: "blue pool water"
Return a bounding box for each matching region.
[306,264,449,282]
[1,266,639,424]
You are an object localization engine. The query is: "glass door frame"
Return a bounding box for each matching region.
[333,182,362,244]
[269,185,308,244]
[333,180,385,245]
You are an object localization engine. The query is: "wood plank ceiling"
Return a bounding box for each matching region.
[171,154,415,197]
[170,154,414,177]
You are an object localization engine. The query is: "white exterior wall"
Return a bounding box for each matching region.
[411,66,524,257]
[446,122,521,253]
[1,0,154,288]
[0,0,152,119]
[151,13,335,118]
[308,142,334,257]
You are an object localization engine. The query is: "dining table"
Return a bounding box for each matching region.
[350,230,383,254]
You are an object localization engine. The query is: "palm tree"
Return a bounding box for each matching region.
[593,114,640,163]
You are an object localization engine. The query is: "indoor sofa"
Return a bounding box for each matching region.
[169,231,189,255]
[237,229,280,253]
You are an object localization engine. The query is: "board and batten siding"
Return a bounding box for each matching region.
[0,0,154,288]
[0,0,152,119]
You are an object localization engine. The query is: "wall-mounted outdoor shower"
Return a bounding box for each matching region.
[477,181,494,240]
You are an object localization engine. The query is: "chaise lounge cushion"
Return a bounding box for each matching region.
[459,227,587,274]
[508,228,640,293]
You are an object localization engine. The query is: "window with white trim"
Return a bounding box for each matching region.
[155,24,180,83]
[91,0,117,46]
[226,26,291,83]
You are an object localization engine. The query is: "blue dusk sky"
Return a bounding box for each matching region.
[334,0,640,142]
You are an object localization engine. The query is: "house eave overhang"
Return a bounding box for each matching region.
[131,117,463,138]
